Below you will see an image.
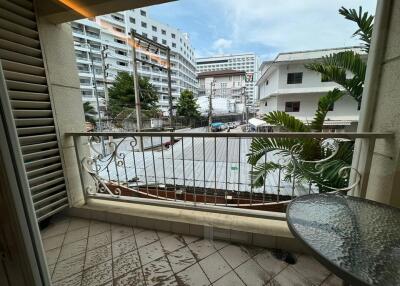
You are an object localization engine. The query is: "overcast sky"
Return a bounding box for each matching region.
[148,0,377,60]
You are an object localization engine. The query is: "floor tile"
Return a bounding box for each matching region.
[69,218,90,231]
[176,263,210,286]
[211,239,229,250]
[52,253,85,282]
[188,239,217,261]
[213,271,245,286]
[84,244,112,269]
[82,259,113,286]
[272,266,311,286]
[89,221,111,237]
[112,225,134,242]
[157,231,173,239]
[113,250,141,278]
[167,246,196,273]
[135,230,159,248]
[219,244,250,269]
[160,234,186,253]
[139,241,165,265]
[321,274,343,286]
[58,238,87,261]
[240,245,264,258]
[87,231,111,250]
[199,252,231,283]
[64,226,89,244]
[292,255,330,285]
[45,247,61,266]
[181,235,201,245]
[253,250,288,277]
[142,256,174,286]
[114,268,145,286]
[42,234,65,251]
[52,272,82,286]
[47,264,55,277]
[156,274,178,286]
[235,258,271,286]
[41,221,69,239]
[112,235,137,257]
[133,227,146,234]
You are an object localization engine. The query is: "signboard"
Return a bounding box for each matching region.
[245,73,254,83]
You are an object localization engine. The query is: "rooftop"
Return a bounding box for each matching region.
[197,69,246,79]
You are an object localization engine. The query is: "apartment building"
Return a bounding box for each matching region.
[197,70,246,115]
[256,47,366,131]
[71,8,197,116]
[196,53,259,110]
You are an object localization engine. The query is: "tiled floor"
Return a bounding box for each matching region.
[41,216,342,286]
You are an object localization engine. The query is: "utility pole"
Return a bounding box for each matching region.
[87,44,105,154]
[130,32,142,132]
[208,80,215,132]
[166,47,173,128]
[242,86,247,124]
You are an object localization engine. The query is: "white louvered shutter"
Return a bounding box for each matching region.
[0,0,69,221]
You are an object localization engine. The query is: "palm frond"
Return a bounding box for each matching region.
[264,111,310,132]
[306,51,366,103]
[250,162,282,187]
[339,6,374,52]
[247,137,299,165]
[311,89,344,131]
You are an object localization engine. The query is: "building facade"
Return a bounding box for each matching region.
[256,47,366,131]
[71,8,197,117]
[196,53,259,110]
[196,70,246,115]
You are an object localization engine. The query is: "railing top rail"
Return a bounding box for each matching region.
[66,131,394,139]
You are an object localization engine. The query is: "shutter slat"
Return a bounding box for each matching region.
[32,184,65,200]
[31,177,65,193]
[29,170,64,186]
[21,141,58,154]
[9,90,49,101]
[12,0,33,10]
[27,163,62,178]
[17,125,55,136]
[34,190,67,206]
[0,1,35,20]
[12,100,51,110]
[0,49,43,67]
[19,134,57,146]
[15,118,54,127]
[13,110,53,118]
[36,204,69,222]
[0,8,36,29]
[1,60,45,76]
[5,71,46,85]
[25,156,61,170]
[0,27,39,48]
[0,39,41,58]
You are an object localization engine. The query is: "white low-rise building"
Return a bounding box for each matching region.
[256,47,366,131]
[197,70,246,115]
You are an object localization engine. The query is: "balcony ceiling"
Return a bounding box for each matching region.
[36,0,175,24]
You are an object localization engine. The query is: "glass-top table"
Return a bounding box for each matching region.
[286,194,400,286]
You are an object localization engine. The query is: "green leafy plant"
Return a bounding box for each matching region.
[248,89,354,191]
[108,71,159,118]
[83,102,97,124]
[176,89,200,119]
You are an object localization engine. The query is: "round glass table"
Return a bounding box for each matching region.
[286,194,400,286]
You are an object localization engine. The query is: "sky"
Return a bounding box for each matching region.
[148,0,377,61]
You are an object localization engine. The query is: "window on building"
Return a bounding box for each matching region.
[153,36,158,42]
[141,21,147,28]
[265,80,269,85]
[114,38,126,45]
[117,61,128,66]
[130,17,135,24]
[152,26,157,32]
[287,72,303,84]
[142,32,148,38]
[162,39,167,45]
[171,33,176,38]
[285,101,300,112]
[140,10,146,16]
[161,29,166,35]
[264,101,268,106]
[116,50,127,56]
[172,43,176,48]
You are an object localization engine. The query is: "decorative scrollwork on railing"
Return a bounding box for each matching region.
[81,136,138,196]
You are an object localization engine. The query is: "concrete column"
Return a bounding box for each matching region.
[36,18,92,207]
[356,0,400,206]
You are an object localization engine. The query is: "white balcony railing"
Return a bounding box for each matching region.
[68,131,391,215]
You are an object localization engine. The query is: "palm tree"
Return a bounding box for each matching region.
[83,102,97,124]
[248,89,355,191]
[305,7,374,106]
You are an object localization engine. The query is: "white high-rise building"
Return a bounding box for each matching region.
[71,8,197,116]
[196,53,259,110]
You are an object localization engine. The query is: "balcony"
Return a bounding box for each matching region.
[41,215,340,285]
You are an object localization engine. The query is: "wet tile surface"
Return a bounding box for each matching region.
[41,215,339,286]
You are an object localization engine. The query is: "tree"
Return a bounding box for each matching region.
[248,89,353,191]
[176,90,200,119]
[83,102,97,124]
[108,72,159,118]
[306,7,374,105]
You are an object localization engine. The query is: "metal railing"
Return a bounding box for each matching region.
[68,130,392,215]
